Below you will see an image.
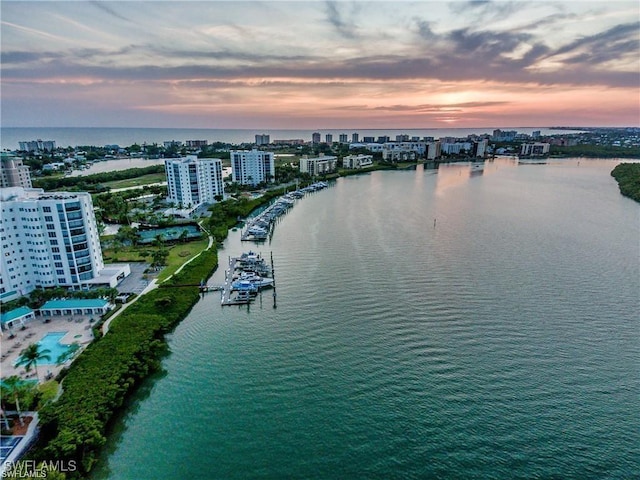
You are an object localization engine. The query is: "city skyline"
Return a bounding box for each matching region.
[1,1,639,129]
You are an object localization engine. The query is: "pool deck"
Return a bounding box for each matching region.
[0,314,95,382]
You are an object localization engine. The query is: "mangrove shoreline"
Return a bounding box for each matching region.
[611,163,640,203]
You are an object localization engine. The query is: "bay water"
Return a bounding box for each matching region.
[93,158,639,479]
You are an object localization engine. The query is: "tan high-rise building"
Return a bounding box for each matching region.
[0,154,32,188]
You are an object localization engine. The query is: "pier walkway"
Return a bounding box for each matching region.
[220,258,245,305]
[220,254,277,307]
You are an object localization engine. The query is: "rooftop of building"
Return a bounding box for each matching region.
[40,299,109,310]
[1,306,34,325]
[165,155,222,164]
[0,187,88,202]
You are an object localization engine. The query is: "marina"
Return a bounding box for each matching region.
[220,251,276,306]
[241,182,328,242]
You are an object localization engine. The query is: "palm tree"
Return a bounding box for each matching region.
[2,375,26,426]
[56,342,80,365]
[15,343,51,381]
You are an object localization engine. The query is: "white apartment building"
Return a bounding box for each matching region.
[0,188,108,301]
[382,142,426,161]
[520,143,550,156]
[1,155,32,188]
[255,134,270,146]
[18,140,56,152]
[299,154,338,176]
[473,139,488,158]
[426,141,441,160]
[383,150,417,162]
[342,154,373,169]
[165,156,225,209]
[441,142,473,155]
[349,143,384,152]
[230,150,275,186]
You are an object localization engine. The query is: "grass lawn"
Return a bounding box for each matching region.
[157,238,210,282]
[101,237,210,281]
[102,172,166,189]
[37,380,60,409]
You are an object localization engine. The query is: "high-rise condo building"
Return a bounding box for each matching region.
[185,140,208,148]
[1,154,32,188]
[0,188,112,301]
[230,150,275,186]
[165,155,224,208]
[18,140,56,152]
[255,134,270,146]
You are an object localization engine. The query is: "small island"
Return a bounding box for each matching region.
[611,163,640,203]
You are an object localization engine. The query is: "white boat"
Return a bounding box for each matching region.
[247,226,267,235]
[238,272,274,287]
[231,280,259,292]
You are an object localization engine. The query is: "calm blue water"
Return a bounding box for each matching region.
[36,332,71,365]
[1,127,584,150]
[94,158,639,479]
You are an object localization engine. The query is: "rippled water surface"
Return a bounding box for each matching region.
[95,159,639,479]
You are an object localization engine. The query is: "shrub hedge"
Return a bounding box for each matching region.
[34,248,218,476]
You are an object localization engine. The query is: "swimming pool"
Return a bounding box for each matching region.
[36,332,72,365]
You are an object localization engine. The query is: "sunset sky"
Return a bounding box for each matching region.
[2,1,639,129]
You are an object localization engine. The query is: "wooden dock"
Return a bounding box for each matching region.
[220,254,277,307]
[220,258,244,305]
